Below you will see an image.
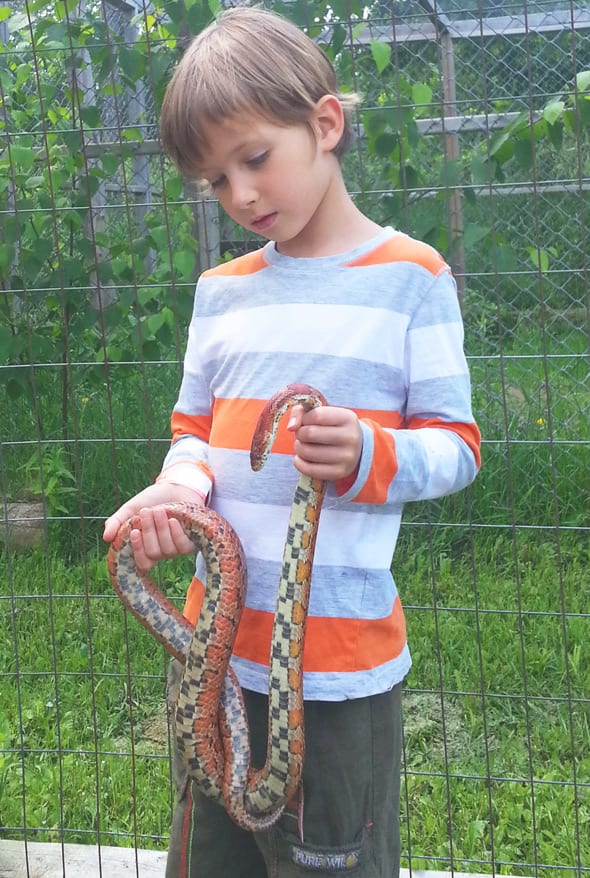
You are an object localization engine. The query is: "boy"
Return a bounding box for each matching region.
[103,7,481,877]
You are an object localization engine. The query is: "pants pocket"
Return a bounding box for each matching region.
[266,823,377,875]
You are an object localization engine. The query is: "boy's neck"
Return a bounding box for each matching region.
[276,173,383,259]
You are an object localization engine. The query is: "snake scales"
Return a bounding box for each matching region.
[108,384,327,830]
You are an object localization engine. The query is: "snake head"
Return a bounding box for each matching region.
[250,384,327,472]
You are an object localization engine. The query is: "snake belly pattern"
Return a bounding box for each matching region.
[107,384,327,830]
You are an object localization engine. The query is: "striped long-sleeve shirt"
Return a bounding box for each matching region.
[158,227,481,701]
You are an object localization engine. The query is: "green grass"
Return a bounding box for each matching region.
[0,318,588,870]
[0,549,194,847]
[1,532,588,874]
[398,529,589,876]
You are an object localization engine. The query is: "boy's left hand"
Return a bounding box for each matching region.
[287,405,362,482]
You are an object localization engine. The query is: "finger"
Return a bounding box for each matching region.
[129,527,155,573]
[168,516,197,555]
[103,504,137,542]
[139,506,178,559]
[294,439,344,463]
[293,457,354,482]
[102,516,120,543]
[299,405,351,427]
[139,507,195,562]
[287,404,305,431]
[294,448,360,480]
[295,425,353,447]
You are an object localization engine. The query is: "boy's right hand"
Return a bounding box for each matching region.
[103,483,204,572]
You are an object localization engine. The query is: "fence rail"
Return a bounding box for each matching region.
[1,0,588,875]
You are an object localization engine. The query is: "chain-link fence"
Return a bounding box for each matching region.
[1,0,588,875]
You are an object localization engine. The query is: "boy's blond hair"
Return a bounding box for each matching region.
[159,6,358,177]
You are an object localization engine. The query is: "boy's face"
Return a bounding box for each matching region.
[197,109,341,257]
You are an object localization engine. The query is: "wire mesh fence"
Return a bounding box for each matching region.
[0,0,588,875]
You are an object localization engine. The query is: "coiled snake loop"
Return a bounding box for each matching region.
[108,384,327,830]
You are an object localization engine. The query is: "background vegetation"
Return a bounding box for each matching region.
[1,0,588,874]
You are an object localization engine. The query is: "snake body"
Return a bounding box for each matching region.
[108,384,327,830]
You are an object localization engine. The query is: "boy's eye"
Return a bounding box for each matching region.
[247,151,268,168]
[209,174,227,190]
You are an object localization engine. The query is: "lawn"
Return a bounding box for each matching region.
[0,319,588,875]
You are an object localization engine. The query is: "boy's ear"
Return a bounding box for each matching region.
[312,95,345,152]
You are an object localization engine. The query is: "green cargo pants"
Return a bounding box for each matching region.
[165,659,402,877]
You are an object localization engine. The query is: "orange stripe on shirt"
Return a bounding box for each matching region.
[208,398,405,453]
[201,249,268,278]
[345,235,448,276]
[355,420,399,505]
[209,397,277,452]
[183,577,407,674]
[407,416,482,470]
[171,411,212,444]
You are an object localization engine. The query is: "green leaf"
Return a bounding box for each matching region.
[54,0,79,17]
[576,95,590,127]
[0,243,15,273]
[149,50,174,97]
[543,100,565,127]
[122,128,142,142]
[373,132,398,158]
[547,120,563,149]
[80,105,101,128]
[6,376,28,400]
[0,7,12,23]
[575,70,590,93]
[471,156,492,185]
[10,145,35,170]
[364,109,389,136]
[142,339,161,360]
[463,187,477,207]
[5,9,26,33]
[462,224,488,249]
[403,164,420,190]
[23,175,45,189]
[370,40,391,75]
[329,23,347,56]
[15,63,32,87]
[100,153,120,175]
[528,247,550,273]
[0,325,14,358]
[146,312,166,336]
[173,250,195,280]
[104,345,123,363]
[411,82,433,109]
[100,81,123,98]
[137,287,161,307]
[148,225,170,251]
[119,44,146,82]
[2,216,21,244]
[514,138,532,170]
[488,127,514,163]
[62,129,83,152]
[165,176,183,201]
[495,244,517,272]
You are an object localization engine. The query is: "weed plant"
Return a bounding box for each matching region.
[0,532,587,873]
[0,320,588,873]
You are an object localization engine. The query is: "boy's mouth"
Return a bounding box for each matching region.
[251,212,277,233]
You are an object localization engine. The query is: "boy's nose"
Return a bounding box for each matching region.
[231,178,258,210]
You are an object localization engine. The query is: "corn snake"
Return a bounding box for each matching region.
[107,384,327,830]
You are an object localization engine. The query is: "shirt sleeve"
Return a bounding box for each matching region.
[337,269,481,506]
[155,284,214,500]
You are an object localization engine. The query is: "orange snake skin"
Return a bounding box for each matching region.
[108,384,327,830]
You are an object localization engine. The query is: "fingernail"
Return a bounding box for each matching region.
[287,416,297,429]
